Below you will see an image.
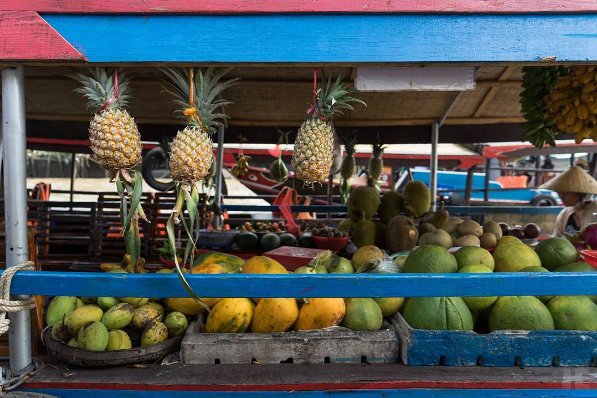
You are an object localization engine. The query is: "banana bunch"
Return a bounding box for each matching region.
[520,66,569,148]
[231,154,251,177]
[544,66,597,144]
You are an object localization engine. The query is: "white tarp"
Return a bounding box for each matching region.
[355,67,475,91]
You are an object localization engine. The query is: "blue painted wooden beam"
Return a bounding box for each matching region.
[8,271,597,298]
[42,14,597,63]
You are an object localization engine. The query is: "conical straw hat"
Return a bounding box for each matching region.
[540,166,597,194]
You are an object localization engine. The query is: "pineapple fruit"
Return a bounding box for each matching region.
[161,67,238,310]
[340,133,357,181]
[69,68,145,271]
[69,68,141,172]
[368,138,386,181]
[291,72,366,186]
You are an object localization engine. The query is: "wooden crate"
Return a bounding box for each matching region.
[391,312,597,367]
[181,318,399,365]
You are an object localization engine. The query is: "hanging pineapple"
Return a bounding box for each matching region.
[270,128,290,183]
[291,70,366,187]
[161,67,239,309]
[68,68,146,272]
[339,133,357,204]
[368,137,386,181]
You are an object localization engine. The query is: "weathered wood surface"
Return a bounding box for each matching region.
[392,312,597,367]
[18,355,597,397]
[42,14,597,63]
[0,11,85,61]
[7,271,597,298]
[5,0,597,14]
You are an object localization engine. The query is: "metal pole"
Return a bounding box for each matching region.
[2,67,32,375]
[70,152,76,203]
[213,124,225,229]
[484,157,491,202]
[326,173,333,219]
[430,122,439,211]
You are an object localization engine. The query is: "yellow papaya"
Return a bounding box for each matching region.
[193,252,244,273]
[241,256,287,275]
[241,256,288,304]
[293,298,345,331]
[205,298,254,333]
[250,298,299,333]
[165,262,228,315]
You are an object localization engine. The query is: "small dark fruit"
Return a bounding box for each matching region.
[523,223,541,239]
[509,228,525,239]
[498,222,510,236]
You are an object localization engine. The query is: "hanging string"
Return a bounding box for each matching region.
[306,67,325,121]
[99,68,121,112]
[184,68,205,130]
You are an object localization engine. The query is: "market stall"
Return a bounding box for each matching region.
[2,1,597,397]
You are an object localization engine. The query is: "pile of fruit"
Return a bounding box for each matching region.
[235,230,298,251]
[397,235,597,332]
[300,221,349,238]
[48,296,189,352]
[198,248,403,333]
[237,221,287,234]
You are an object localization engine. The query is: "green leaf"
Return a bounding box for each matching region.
[167,218,210,312]
[122,171,144,236]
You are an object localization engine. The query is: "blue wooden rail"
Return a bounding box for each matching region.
[7,271,597,298]
[222,205,563,215]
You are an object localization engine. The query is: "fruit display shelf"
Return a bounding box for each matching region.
[181,318,398,365]
[391,312,597,367]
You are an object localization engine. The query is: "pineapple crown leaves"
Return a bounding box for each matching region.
[68,68,132,113]
[275,127,291,145]
[160,67,240,134]
[371,136,386,158]
[309,71,366,121]
[340,132,358,156]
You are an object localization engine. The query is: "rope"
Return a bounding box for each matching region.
[184,68,205,130]
[0,262,36,336]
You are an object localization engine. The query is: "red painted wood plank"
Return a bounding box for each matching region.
[3,0,597,14]
[0,11,85,61]
[21,380,597,391]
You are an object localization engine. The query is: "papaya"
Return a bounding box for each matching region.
[101,303,134,330]
[206,298,254,333]
[241,256,288,303]
[46,296,79,327]
[64,305,104,335]
[106,330,132,351]
[119,297,150,307]
[132,306,161,329]
[250,298,299,333]
[193,251,244,273]
[141,321,169,347]
[166,260,233,315]
[78,321,109,351]
[293,298,345,331]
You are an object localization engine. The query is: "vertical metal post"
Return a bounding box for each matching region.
[326,173,333,219]
[484,157,491,202]
[70,152,76,203]
[213,124,225,229]
[535,156,541,187]
[2,67,32,375]
[430,122,439,211]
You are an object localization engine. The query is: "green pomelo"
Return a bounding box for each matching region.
[98,297,121,311]
[403,245,457,273]
[553,263,597,303]
[453,246,495,271]
[497,236,521,245]
[347,186,380,221]
[373,297,404,317]
[260,233,281,251]
[489,296,554,331]
[534,238,579,271]
[547,296,597,331]
[402,181,431,218]
[78,321,109,351]
[378,191,404,225]
[402,297,473,330]
[46,296,78,327]
[106,329,133,351]
[493,242,541,272]
[520,266,554,303]
[341,298,383,331]
[458,265,497,310]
